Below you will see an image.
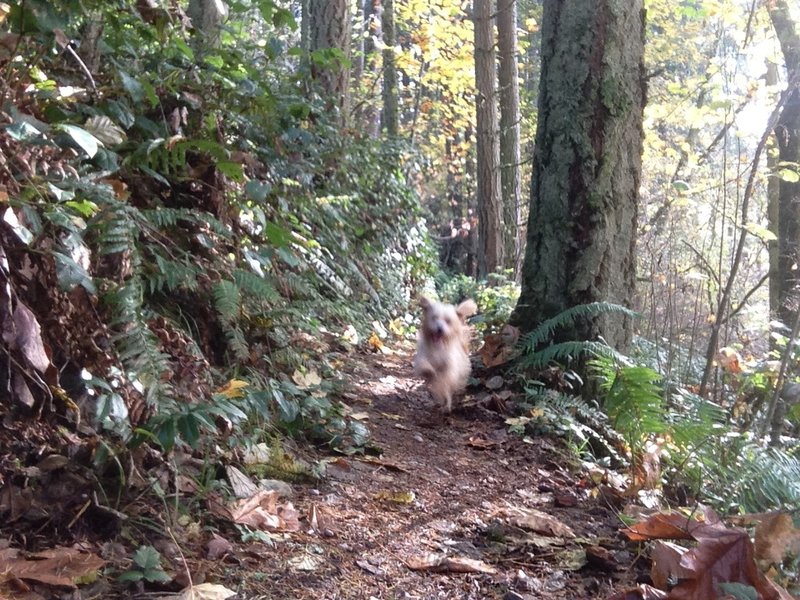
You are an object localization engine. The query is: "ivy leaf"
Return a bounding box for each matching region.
[59,124,102,158]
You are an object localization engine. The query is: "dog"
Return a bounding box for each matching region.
[413,296,478,413]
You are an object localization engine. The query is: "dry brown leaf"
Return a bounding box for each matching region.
[155,583,237,600]
[467,436,498,449]
[501,506,575,538]
[0,547,104,588]
[405,553,496,574]
[225,466,258,499]
[649,541,689,590]
[606,584,668,600]
[8,303,50,373]
[621,509,717,542]
[754,512,800,566]
[229,490,299,532]
[478,325,519,367]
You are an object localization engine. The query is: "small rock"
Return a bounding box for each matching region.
[258,478,294,497]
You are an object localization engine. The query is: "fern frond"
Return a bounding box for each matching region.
[233,268,281,303]
[520,302,640,354]
[604,366,665,438]
[146,254,201,293]
[723,446,800,512]
[107,278,172,404]
[518,340,622,370]
[213,280,242,322]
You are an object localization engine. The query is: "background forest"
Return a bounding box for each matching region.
[1,0,800,598]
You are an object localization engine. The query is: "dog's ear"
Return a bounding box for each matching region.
[419,296,433,311]
[455,299,477,321]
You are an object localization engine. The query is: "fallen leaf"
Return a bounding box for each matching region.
[501,506,576,538]
[650,541,689,590]
[754,512,800,566]
[216,379,248,399]
[375,490,415,504]
[406,553,496,574]
[288,553,323,571]
[606,584,669,600]
[9,303,50,373]
[225,466,258,499]
[156,583,237,600]
[0,547,104,588]
[350,412,370,421]
[467,436,498,449]
[585,545,617,570]
[292,369,321,388]
[368,332,384,352]
[355,558,385,576]
[229,490,300,532]
[485,375,504,390]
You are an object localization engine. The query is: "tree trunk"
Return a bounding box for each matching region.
[768,0,800,331]
[510,0,646,351]
[767,59,782,320]
[187,0,227,48]
[497,0,522,278]
[474,0,504,277]
[307,0,352,122]
[381,0,398,136]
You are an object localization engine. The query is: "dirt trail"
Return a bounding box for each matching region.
[229,346,633,599]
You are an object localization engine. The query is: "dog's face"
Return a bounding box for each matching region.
[419,297,477,344]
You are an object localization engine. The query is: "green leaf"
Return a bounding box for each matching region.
[59,124,102,158]
[66,200,100,218]
[53,252,96,294]
[671,180,690,192]
[117,570,145,583]
[119,71,145,104]
[142,569,172,584]
[777,168,799,183]
[217,161,244,181]
[245,180,272,202]
[265,221,292,247]
[132,546,163,571]
[743,222,777,242]
[273,388,299,422]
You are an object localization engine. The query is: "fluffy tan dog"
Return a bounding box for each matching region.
[413,296,478,413]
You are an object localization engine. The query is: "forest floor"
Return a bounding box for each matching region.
[214,344,644,600]
[0,341,649,600]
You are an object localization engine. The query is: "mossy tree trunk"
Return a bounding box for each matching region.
[474,0,504,277]
[768,0,800,331]
[307,0,352,123]
[497,0,522,278]
[510,0,646,350]
[381,0,398,137]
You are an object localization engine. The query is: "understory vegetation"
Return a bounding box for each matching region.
[2,0,800,597]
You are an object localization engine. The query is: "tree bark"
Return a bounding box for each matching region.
[381,0,398,136]
[307,0,352,122]
[510,0,646,351]
[474,0,504,277]
[497,0,522,278]
[768,0,800,330]
[187,0,227,48]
